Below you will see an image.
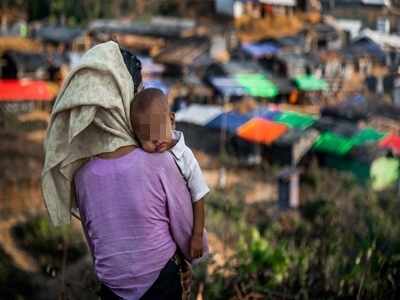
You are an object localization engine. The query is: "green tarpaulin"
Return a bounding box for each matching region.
[235,74,279,98]
[370,157,400,191]
[325,156,371,183]
[352,128,386,146]
[313,132,354,155]
[294,74,328,92]
[276,111,316,130]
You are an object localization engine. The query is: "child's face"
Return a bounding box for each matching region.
[134,107,175,153]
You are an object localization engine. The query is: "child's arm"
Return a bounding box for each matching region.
[169,131,210,260]
[190,198,205,259]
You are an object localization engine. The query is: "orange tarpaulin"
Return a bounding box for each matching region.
[236,117,288,144]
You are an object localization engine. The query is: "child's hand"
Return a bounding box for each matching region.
[190,234,203,259]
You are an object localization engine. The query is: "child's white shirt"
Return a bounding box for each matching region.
[169,130,210,202]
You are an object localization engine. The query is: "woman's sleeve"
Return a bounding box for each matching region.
[159,155,209,263]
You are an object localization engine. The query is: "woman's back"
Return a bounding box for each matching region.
[74,148,190,300]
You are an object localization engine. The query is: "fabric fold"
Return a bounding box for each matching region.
[41,41,137,226]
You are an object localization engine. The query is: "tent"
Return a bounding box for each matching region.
[275,111,316,130]
[312,116,337,132]
[36,26,82,43]
[236,117,287,144]
[294,74,328,92]
[344,37,386,62]
[0,79,55,101]
[209,77,247,97]
[331,121,359,138]
[175,104,223,126]
[352,127,386,146]
[241,42,280,58]
[313,132,355,155]
[235,73,279,98]
[320,94,369,122]
[379,134,400,155]
[245,106,282,120]
[206,112,250,134]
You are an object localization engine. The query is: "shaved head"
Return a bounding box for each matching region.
[131,88,168,124]
[130,88,174,153]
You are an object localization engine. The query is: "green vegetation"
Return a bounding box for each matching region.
[197,166,400,299]
[2,0,188,24]
[12,216,88,277]
[0,247,40,300]
[1,163,399,299]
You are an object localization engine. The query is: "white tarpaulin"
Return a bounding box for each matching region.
[175,104,224,126]
[260,0,296,6]
[361,0,389,6]
[335,19,362,39]
[359,29,400,50]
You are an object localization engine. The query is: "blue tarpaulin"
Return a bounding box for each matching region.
[245,106,282,121]
[209,77,247,97]
[206,112,250,133]
[241,42,280,58]
[345,37,386,62]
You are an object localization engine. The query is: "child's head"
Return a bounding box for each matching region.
[130,88,175,153]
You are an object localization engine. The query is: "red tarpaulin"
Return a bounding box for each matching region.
[0,80,55,102]
[379,134,400,155]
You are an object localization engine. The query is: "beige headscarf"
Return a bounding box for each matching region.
[41,41,137,226]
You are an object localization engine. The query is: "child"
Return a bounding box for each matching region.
[130,88,209,260]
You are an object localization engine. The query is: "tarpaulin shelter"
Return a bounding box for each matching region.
[352,127,386,146]
[344,37,386,62]
[223,60,266,76]
[0,79,55,101]
[312,116,337,132]
[379,134,400,155]
[209,77,247,97]
[241,41,280,58]
[175,104,223,126]
[245,106,282,120]
[275,128,320,165]
[275,111,316,130]
[1,51,49,79]
[236,117,287,144]
[89,17,196,39]
[235,73,279,98]
[206,111,250,134]
[276,34,306,49]
[331,121,359,138]
[323,155,372,183]
[36,26,83,44]
[321,94,369,122]
[269,76,295,95]
[294,74,328,92]
[313,132,354,155]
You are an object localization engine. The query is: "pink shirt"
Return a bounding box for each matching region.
[74,148,208,300]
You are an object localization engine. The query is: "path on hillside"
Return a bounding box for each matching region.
[0,214,39,272]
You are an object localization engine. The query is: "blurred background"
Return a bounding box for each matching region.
[1,0,400,299]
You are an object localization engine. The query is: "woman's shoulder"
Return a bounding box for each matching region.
[136,149,175,168]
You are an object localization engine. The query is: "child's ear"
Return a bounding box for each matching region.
[170,112,176,128]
